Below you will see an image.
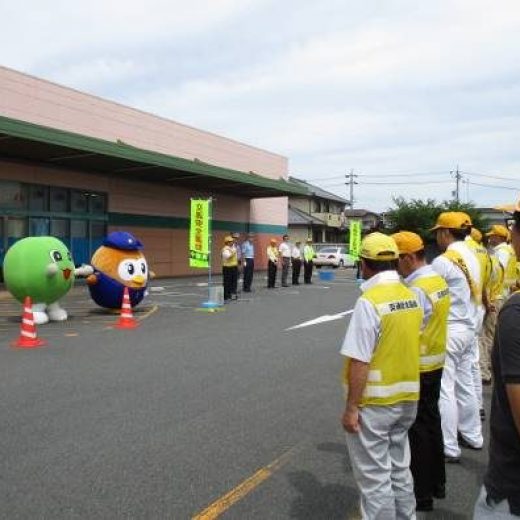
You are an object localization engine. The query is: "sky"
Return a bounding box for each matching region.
[1,0,519,212]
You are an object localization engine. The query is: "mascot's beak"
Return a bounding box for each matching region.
[62,268,72,280]
[131,275,146,286]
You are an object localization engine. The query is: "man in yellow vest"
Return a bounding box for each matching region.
[340,232,423,519]
[392,231,450,512]
[221,236,238,302]
[266,238,279,288]
[430,212,484,461]
[466,227,493,418]
[303,238,315,284]
[486,224,517,299]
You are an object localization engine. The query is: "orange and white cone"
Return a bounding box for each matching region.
[114,287,139,329]
[12,297,46,348]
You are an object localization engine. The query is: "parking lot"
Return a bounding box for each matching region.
[0,269,488,519]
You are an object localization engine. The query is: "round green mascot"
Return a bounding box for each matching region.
[4,237,77,325]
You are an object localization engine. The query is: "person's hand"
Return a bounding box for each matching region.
[342,405,361,433]
[486,303,496,314]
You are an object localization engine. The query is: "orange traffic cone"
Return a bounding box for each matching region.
[114,287,139,329]
[12,297,46,348]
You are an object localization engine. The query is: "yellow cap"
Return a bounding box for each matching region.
[270,238,277,244]
[470,228,483,243]
[485,224,509,239]
[224,236,233,243]
[306,237,312,242]
[391,231,424,254]
[360,232,399,261]
[430,211,472,231]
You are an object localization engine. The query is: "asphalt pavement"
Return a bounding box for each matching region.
[0,269,489,519]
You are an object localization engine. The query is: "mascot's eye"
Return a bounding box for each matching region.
[127,264,135,275]
[50,250,63,262]
[141,262,146,274]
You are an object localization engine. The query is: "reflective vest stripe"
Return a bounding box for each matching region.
[364,381,420,398]
[420,352,445,368]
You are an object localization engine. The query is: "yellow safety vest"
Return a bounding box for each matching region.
[411,274,450,373]
[496,243,517,291]
[303,245,315,262]
[343,281,423,406]
[466,238,492,300]
[443,249,480,304]
[222,246,238,267]
[489,255,505,302]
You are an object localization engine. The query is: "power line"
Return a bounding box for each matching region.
[463,171,519,182]
[466,180,518,192]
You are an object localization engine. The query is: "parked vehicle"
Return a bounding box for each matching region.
[314,246,356,268]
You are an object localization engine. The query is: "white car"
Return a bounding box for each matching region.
[314,246,356,268]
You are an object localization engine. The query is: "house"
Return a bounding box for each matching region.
[287,177,348,244]
[343,209,381,232]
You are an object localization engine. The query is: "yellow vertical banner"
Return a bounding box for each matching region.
[190,199,210,268]
[349,220,362,260]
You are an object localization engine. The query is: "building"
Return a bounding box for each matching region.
[344,209,381,232]
[287,177,348,243]
[0,66,307,278]
[477,207,510,228]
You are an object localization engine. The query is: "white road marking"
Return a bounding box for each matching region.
[285,309,354,331]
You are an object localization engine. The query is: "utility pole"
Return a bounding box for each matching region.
[451,165,462,204]
[346,169,358,208]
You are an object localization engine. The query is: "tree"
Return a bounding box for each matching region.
[385,197,485,241]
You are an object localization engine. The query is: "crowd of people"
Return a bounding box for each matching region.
[220,233,316,302]
[340,204,520,519]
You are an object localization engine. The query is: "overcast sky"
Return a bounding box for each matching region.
[1,0,519,211]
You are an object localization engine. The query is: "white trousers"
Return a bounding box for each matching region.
[345,402,418,520]
[472,306,485,408]
[440,328,483,457]
[473,486,520,518]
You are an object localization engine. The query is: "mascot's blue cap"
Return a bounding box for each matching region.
[103,231,143,250]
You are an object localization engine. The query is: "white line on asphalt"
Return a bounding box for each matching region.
[285,309,354,331]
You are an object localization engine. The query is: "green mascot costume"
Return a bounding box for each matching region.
[3,236,92,325]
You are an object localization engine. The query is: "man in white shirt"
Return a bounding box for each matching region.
[278,234,291,288]
[291,240,302,285]
[430,212,484,462]
[486,224,517,299]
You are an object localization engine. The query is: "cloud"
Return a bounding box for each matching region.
[1,0,519,210]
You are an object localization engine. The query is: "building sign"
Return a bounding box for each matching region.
[349,220,362,260]
[189,199,210,268]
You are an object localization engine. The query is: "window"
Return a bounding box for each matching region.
[50,187,69,212]
[51,219,69,238]
[89,193,106,214]
[0,181,26,209]
[313,201,321,213]
[28,185,49,211]
[71,191,88,213]
[29,217,50,236]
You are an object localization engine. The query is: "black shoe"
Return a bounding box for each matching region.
[243,289,251,293]
[282,284,289,287]
[416,498,434,512]
[433,484,446,499]
[482,379,492,386]
[480,408,486,421]
[445,455,461,463]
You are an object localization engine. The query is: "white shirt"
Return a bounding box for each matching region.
[340,271,401,363]
[494,243,512,272]
[431,244,474,331]
[222,246,233,261]
[405,265,434,330]
[291,246,302,259]
[278,241,291,258]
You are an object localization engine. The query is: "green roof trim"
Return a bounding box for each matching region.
[0,115,308,197]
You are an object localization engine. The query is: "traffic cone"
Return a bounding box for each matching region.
[12,297,46,348]
[114,287,139,329]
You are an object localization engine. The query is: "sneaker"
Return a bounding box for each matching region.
[458,435,483,451]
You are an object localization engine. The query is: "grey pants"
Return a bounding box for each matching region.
[345,402,418,520]
[474,486,519,518]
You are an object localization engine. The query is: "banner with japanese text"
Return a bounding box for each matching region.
[189,199,210,268]
[349,220,362,260]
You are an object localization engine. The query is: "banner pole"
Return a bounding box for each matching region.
[208,197,212,301]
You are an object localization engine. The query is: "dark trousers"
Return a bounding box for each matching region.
[281,257,290,286]
[409,368,445,501]
[223,266,235,300]
[304,260,313,283]
[267,261,277,288]
[243,258,254,291]
[231,266,238,296]
[292,258,301,284]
